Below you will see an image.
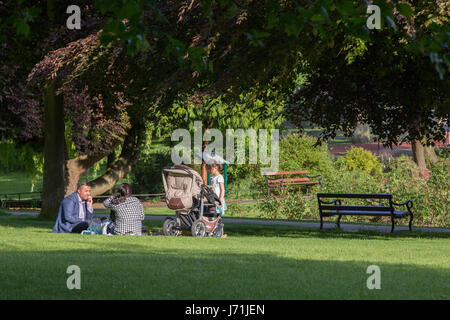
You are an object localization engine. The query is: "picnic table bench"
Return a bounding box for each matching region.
[263,170,323,196]
[317,193,414,233]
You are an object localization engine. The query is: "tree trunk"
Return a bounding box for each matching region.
[411,137,438,177]
[106,151,118,194]
[409,112,436,177]
[424,145,438,165]
[39,80,66,220]
[201,140,209,184]
[88,155,132,196]
[411,139,430,177]
[411,139,426,169]
[88,124,144,196]
[64,153,109,197]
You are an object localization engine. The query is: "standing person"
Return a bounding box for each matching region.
[103,183,145,235]
[206,161,227,238]
[52,183,94,233]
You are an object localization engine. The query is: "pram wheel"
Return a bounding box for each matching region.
[191,219,207,237]
[163,218,181,236]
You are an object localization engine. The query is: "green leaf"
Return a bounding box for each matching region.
[336,1,356,16]
[310,14,324,23]
[397,3,413,19]
[187,46,208,72]
[14,19,30,37]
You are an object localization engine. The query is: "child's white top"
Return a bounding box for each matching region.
[210,174,224,198]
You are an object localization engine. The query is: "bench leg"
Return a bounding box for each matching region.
[409,213,413,231]
[391,216,395,233]
[336,215,342,229]
[320,215,323,230]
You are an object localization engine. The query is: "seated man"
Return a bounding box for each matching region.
[52,182,94,233]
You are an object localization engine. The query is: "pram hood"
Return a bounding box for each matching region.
[162,165,203,212]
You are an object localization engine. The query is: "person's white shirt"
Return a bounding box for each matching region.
[77,194,93,220]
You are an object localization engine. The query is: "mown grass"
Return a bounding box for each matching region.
[0,213,448,300]
[0,171,43,196]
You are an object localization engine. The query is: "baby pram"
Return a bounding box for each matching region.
[162,164,224,237]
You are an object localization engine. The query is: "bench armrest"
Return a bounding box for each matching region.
[319,198,341,205]
[391,200,413,210]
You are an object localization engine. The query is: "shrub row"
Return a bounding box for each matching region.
[256,134,449,228]
[130,134,448,227]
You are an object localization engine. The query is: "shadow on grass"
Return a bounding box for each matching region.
[1,214,449,241]
[0,243,448,300]
[224,223,450,240]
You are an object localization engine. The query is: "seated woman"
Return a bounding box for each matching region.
[103,183,145,235]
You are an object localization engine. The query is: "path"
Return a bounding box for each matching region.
[5,211,449,234]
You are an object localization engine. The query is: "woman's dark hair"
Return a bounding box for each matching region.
[117,183,132,197]
[112,183,132,205]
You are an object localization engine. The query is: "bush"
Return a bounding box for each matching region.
[256,151,449,227]
[227,133,334,198]
[324,169,382,194]
[339,147,382,176]
[226,177,260,200]
[382,156,449,227]
[0,142,43,175]
[437,147,450,160]
[227,162,264,197]
[225,203,244,217]
[279,133,335,175]
[257,191,318,221]
[131,148,173,194]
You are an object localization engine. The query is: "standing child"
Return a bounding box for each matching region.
[206,161,227,238]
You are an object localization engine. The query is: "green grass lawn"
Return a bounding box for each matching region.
[0,213,449,300]
[0,169,132,197]
[0,171,43,196]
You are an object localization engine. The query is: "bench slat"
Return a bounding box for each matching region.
[268,181,319,186]
[321,210,409,217]
[264,170,308,176]
[268,177,310,183]
[281,181,319,185]
[320,205,392,212]
[317,193,392,199]
[264,170,323,196]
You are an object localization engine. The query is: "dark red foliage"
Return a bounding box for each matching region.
[0,62,42,142]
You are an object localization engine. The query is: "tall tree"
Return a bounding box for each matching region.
[3,0,449,218]
[158,91,285,182]
[285,0,449,174]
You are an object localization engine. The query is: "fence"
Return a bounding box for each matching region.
[0,192,42,209]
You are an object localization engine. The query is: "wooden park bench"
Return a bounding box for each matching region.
[317,193,414,233]
[263,170,323,196]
